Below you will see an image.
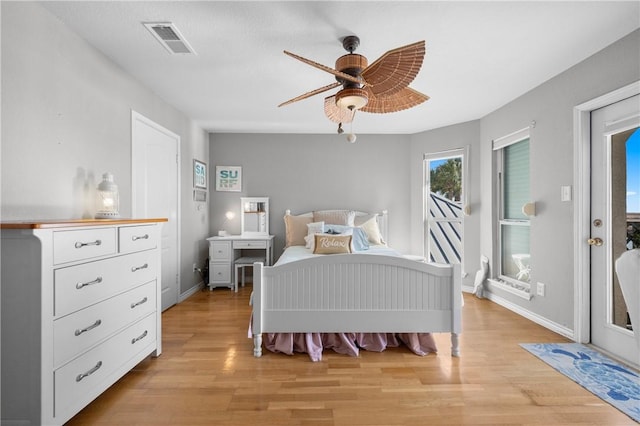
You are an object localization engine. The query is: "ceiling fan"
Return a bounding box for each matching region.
[278,35,429,131]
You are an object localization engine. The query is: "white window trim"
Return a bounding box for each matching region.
[492,126,531,151]
[493,127,532,293]
[487,278,533,300]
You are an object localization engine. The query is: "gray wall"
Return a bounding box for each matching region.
[209,133,412,256]
[479,29,640,330]
[1,2,211,295]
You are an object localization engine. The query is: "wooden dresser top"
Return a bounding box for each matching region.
[0,218,168,229]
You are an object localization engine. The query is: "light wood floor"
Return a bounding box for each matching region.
[67,287,637,425]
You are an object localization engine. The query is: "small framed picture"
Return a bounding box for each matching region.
[193,160,207,189]
[216,166,242,192]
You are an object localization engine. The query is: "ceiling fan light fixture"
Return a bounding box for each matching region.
[335,88,368,110]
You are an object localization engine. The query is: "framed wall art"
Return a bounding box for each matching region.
[193,159,207,189]
[215,166,242,192]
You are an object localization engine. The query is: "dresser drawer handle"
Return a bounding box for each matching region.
[74,239,102,249]
[132,234,149,241]
[76,361,102,382]
[75,276,103,289]
[131,297,148,309]
[131,330,148,344]
[131,263,149,272]
[74,319,102,336]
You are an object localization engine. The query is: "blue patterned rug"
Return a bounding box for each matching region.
[521,343,640,423]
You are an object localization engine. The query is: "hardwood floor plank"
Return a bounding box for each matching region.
[66,288,638,425]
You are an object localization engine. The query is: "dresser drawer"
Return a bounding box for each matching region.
[53,281,156,368]
[209,241,231,261]
[53,228,117,264]
[209,263,231,283]
[54,313,156,418]
[54,250,158,317]
[119,224,159,254]
[233,240,267,249]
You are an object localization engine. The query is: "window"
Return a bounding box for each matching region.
[494,129,531,291]
[424,147,468,265]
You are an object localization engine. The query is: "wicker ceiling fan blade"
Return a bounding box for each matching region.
[278,82,342,107]
[283,50,365,86]
[360,87,429,114]
[361,41,425,97]
[324,96,355,124]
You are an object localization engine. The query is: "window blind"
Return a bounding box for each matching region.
[504,139,530,220]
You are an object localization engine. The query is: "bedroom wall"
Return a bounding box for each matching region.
[208,133,412,256]
[409,120,481,289]
[479,29,640,332]
[0,2,210,296]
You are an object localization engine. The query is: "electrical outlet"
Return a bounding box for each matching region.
[536,282,545,297]
[193,263,197,272]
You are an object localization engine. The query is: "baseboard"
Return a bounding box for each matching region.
[179,280,204,303]
[484,291,575,340]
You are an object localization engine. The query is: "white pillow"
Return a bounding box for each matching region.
[358,215,385,245]
[304,221,324,249]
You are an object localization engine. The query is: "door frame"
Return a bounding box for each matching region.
[131,110,181,309]
[573,80,640,345]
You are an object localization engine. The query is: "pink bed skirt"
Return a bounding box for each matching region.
[259,332,438,362]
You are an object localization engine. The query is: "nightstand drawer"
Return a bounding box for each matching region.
[209,241,231,261]
[233,240,267,249]
[209,263,231,283]
[53,228,117,264]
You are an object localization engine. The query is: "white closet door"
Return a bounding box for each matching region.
[131,111,180,311]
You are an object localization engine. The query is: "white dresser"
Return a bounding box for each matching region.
[1,218,166,425]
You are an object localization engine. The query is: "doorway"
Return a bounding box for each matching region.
[589,95,639,366]
[423,148,467,264]
[131,111,180,311]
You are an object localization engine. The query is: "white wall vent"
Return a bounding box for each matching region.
[143,22,196,55]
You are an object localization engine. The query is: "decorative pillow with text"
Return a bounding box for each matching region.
[313,234,353,254]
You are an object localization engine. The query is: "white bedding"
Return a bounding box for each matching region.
[275,244,402,266]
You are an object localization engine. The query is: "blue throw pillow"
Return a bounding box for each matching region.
[324,225,370,251]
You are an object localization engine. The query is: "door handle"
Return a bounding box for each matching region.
[587,237,603,246]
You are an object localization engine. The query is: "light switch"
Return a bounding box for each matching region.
[561,185,572,202]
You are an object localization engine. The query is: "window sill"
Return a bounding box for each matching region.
[487,278,533,300]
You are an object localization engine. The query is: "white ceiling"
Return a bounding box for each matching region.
[40,1,639,135]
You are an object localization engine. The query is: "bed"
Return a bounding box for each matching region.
[250,209,462,361]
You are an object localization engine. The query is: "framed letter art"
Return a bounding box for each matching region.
[193,160,207,189]
[215,166,242,192]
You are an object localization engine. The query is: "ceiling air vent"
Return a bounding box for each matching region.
[143,22,196,55]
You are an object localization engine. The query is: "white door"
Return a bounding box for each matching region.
[590,94,639,366]
[131,111,180,311]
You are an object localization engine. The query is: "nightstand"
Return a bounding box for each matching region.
[206,235,274,290]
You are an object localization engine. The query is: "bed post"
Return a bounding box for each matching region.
[252,261,263,357]
[451,263,462,357]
